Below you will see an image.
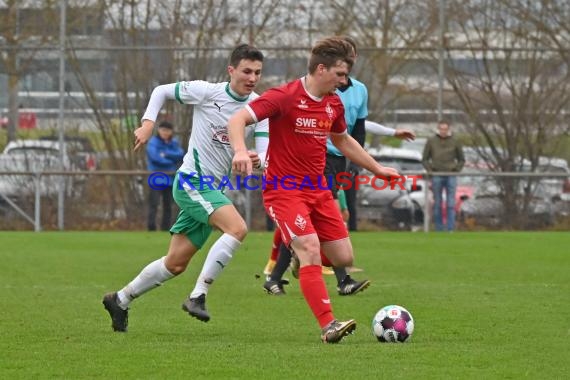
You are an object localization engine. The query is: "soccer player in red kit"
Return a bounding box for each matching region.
[228,37,399,343]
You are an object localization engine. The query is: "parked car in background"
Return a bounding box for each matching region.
[536,157,570,200]
[458,179,554,228]
[0,139,88,199]
[371,147,425,174]
[356,173,417,229]
[535,156,570,220]
[400,137,427,154]
[439,168,486,226]
[462,146,537,173]
[357,147,428,229]
[370,146,430,212]
[39,135,97,171]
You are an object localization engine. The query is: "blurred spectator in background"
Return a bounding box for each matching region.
[422,121,465,231]
[146,120,184,231]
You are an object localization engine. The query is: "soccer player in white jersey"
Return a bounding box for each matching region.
[102,44,268,332]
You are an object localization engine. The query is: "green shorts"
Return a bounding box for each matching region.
[170,172,232,248]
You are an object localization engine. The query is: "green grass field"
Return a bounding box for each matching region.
[1,231,568,379]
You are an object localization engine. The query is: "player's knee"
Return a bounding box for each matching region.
[226,221,248,241]
[167,263,186,275]
[336,255,353,268]
[298,239,319,253]
[294,238,321,265]
[164,250,192,275]
[329,251,353,267]
[164,259,188,275]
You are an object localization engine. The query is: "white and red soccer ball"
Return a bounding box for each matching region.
[372,305,414,343]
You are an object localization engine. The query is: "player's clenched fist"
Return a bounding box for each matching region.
[232,149,252,176]
[134,120,155,151]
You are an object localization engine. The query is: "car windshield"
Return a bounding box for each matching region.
[7,147,59,156]
[537,165,568,174]
[458,170,488,187]
[474,180,548,198]
[401,139,426,153]
[458,175,479,186]
[374,156,424,172]
[39,136,95,152]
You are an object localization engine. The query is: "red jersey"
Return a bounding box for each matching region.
[246,78,347,190]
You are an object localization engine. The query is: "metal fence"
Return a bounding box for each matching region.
[1,1,569,231]
[1,171,568,232]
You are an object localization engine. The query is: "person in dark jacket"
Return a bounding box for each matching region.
[146,120,184,231]
[422,121,465,231]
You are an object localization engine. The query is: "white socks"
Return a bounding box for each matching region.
[117,256,174,309]
[190,233,241,299]
[114,233,241,309]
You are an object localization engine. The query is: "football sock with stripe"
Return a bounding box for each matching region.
[190,233,241,298]
[270,228,283,261]
[117,256,174,309]
[299,265,335,328]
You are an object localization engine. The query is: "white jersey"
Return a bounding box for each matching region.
[142,80,268,186]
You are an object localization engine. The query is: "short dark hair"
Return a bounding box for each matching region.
[229,44,264,67]
[308,37,354,74]
[438,120,450,127]
[158,120,173,130]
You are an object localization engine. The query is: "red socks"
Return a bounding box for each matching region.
[320,249,333,267]
[270,229,283,261]
[299,265,334,328]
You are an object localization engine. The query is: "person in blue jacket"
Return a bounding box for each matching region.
[146,120,184,231]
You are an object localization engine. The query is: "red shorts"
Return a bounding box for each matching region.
[263,188,349,247]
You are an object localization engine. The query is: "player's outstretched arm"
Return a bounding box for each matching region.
[364,121,416,141]
[229,108,255,175]
[394,128,416,141]
[331,133,399,178]
[364,120,396,136]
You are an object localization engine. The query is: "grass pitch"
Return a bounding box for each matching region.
[0,231,568,379]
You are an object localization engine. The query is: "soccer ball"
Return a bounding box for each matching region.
[372,305,414,343]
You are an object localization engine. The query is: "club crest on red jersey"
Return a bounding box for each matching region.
[325,102,334,120]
